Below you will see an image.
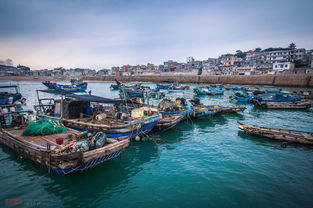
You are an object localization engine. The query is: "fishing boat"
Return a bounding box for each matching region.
[238,122,313,145]
[110,84,121,90]
[266,89,281,94]
[0,85,23,105]
[120,88,144,98]
[189,98,246,116]
[42,81,57,89]
[299,91,313,99]
[152,114,184,132]
[169,85,190,90]
[42,80,88,92]
[34,90,160,139]
[110,79,124,90]
[0,112,130,175]
[156,83,173,90]
[232,87,245,91]
[230,92,254,103]
[156,83,189,90]
[254,92,301,103]
[251,99,312,109]
[190,106,219,119]
[158,98,193,117]
[194,87,224,95]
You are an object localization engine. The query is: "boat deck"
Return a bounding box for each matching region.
[69,117,129,126]
[3,128,80,150]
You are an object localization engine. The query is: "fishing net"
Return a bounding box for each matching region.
[22,117,68,136]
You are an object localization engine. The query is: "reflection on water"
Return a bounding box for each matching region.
[0,140,159,208]
[1,81,313,208]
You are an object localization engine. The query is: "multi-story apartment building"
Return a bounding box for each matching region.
[186,57,195,63]
[262,48,307,65]
[219,55,241,66]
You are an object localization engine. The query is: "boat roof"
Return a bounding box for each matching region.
[0,85,18,89]
[66,94,123,104]
[38,89,123,104]
[38,89,73,95]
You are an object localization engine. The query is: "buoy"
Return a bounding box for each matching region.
[95,113,107,121]
[8,97,13,104]
[135,136,140,141]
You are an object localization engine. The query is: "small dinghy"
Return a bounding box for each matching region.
[238,122,313,145]
[251,99,311,109]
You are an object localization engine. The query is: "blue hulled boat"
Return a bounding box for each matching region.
[194,87,224,95]
[231,92,254,103]
[0,85,23,105]
[35,91,160,139]
[156,83,189,90]
[232,87,245,91]
[255,92,301,102]
[190,107,217,119]
[42,80,88,92]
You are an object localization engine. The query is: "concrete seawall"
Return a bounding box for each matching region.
[85,74,313,88]
[0,74,312,87]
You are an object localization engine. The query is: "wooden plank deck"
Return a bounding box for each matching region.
[6,128,80,149]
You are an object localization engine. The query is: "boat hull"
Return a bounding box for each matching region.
[238,122,313,145]
[152,114,184,132]
[0,128,130,175]
[62,116,160,139]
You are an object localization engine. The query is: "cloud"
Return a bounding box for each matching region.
[0,0,313,69]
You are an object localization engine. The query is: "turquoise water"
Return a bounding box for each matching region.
[1,81,313,208]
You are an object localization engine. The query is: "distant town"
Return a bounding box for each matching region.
[1,43,313,78]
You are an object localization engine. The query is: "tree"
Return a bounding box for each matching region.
[235,50,246,59]
[254,48,261,52]
[288,43,296,49]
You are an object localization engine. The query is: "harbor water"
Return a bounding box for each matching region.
[0,81,313,208]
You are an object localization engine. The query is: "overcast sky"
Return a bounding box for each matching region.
[0,0,312,70]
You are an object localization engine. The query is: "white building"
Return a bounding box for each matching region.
[273,62,295,71]
[186,57,194,63]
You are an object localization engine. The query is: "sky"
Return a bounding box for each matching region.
[0,0,313,70]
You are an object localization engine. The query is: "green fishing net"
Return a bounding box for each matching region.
[22,117,68,136]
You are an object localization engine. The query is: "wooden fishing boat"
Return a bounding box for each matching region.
[152,114,184,132]
[251,99,311,109]
[299,92,313,99]
[190,106,219,119]
[215,105,246,114]
[35,91,160,139]
[0,128,129,175]
[189,99,246,115]
[301,94,313,99]
[0,112,130,175]
[157,98,193,117]
[60,114,160,138]
[238,122,313,145]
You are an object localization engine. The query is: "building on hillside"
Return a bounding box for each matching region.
[273,62,295,73]
[235,66,256,75]
[219,55,241,66]
[186,57,195,63]
[97,69,111,76]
